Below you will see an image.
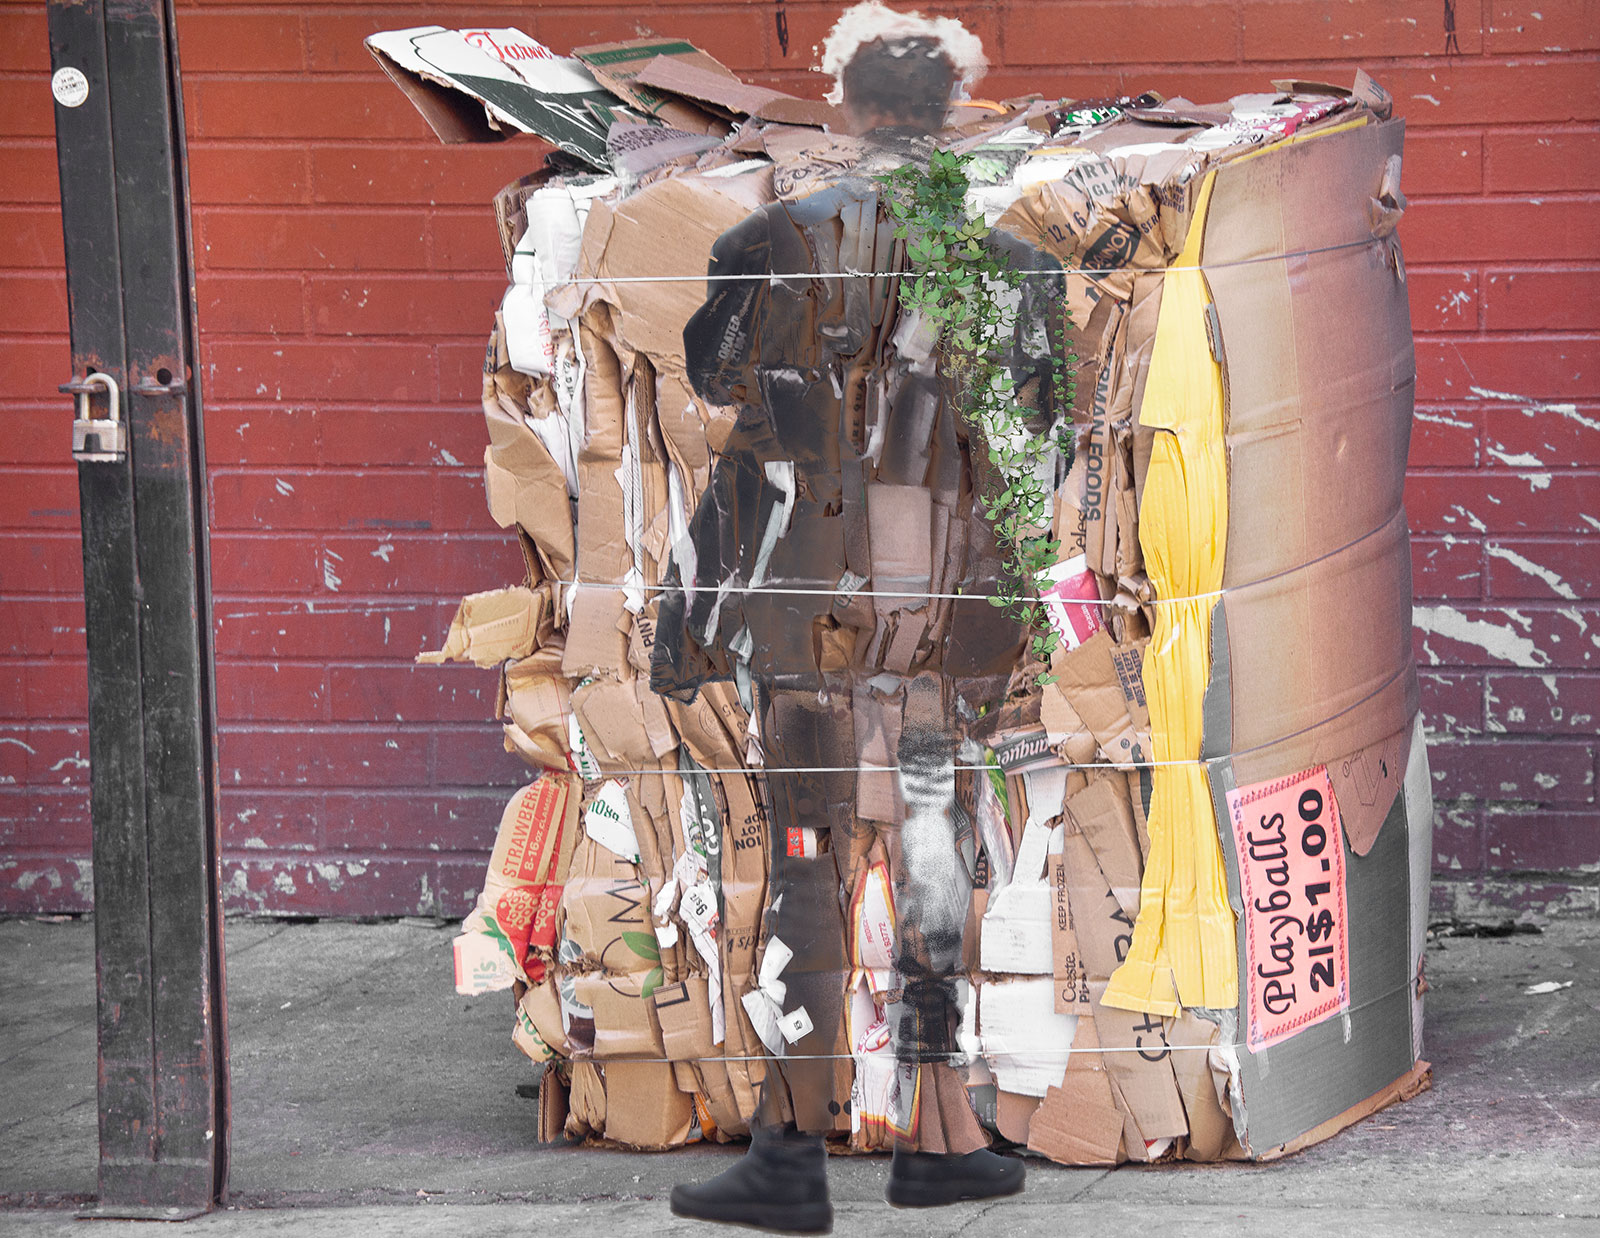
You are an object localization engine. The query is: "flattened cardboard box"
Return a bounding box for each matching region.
[574,39,733,135]
[366,26,618,164]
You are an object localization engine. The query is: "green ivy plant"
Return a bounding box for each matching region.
[878,149,1078,678]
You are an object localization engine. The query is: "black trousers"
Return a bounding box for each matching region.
[755,675,973,1138]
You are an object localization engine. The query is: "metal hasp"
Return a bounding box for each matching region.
[47,0,229,1218]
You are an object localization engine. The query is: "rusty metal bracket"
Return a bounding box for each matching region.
[132,373,189,398]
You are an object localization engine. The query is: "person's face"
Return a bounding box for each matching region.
[844,99,917,136]
[840,45,956,137]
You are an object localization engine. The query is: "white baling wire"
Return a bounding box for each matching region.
[544,235,1377,286]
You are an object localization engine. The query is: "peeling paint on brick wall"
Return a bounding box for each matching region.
[1,0,1595,917]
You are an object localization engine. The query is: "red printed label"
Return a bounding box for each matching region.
[525,788,571,955]
[496,885,539,961]
[1040,554,1104,651]
[1226,765,1349,1051]
[527,883,563,953]
[498,777,564,884]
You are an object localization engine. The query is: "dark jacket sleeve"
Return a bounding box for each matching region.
[682,207,772,406]
[651,206,776,700]
[650,454,740,700]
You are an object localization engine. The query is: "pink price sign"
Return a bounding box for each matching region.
[1225,765,1350,1051]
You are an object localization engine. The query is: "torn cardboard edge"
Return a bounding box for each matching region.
[574,39,735,135]
[634,57,843,129]
[366,25,620,165]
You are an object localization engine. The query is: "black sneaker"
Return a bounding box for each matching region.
[885,1145,1025,1208]
[669,1124,833,1234]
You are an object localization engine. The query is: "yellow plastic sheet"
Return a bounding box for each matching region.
[1102,170,1237,1016]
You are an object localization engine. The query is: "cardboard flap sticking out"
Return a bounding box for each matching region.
[1167,1008,1238,1161]
[370,46,511,144]
[518,979,570,1059]
[994,1089,1043,1145]
[567,1061,605,1138]
[1039,682,1100,766]
[562,586,630,677]
[1269,79,1353,99]
[1059,829,1189,1141]
[1064,775,1143,916]
[1091,983,1190,1142]
[1352,68,1393,119]
[597,1061,699,1149]
[482,357,579,580]
[503,659,573,771]
[1369,153,1407,238]
[1126,103,1233,128]
[573,972,665,1057]
[634,57,844,129]
[538,1065,571,1143]
[1027,1069,1126,1165]
[590,175,772,365]
[366,27,618,165]
[420,586,547,667]
[575,39,734,135]
[1053,629,1148,768]
[655,976,718,1062]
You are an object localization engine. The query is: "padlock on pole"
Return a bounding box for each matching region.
[60,370,127,463]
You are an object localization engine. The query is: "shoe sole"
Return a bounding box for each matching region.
[669,1195,833,1234]
[884,1174,1025,1209]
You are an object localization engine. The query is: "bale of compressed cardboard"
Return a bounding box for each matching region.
[385,28,1432,1162]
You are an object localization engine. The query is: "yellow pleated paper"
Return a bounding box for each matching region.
[1102,170,1238,1016]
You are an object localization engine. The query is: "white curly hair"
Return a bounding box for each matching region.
[819,1,988,104]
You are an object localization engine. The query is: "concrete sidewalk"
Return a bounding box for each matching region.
[3,915,1597,1235]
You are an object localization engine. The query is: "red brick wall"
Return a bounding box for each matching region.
[2,1,1595,919]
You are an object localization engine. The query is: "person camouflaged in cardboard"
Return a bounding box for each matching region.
[652,4,1066,1230]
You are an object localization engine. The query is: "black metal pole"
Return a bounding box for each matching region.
[47,0,228,1217]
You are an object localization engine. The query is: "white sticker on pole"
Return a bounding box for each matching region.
[52,67,89,109]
